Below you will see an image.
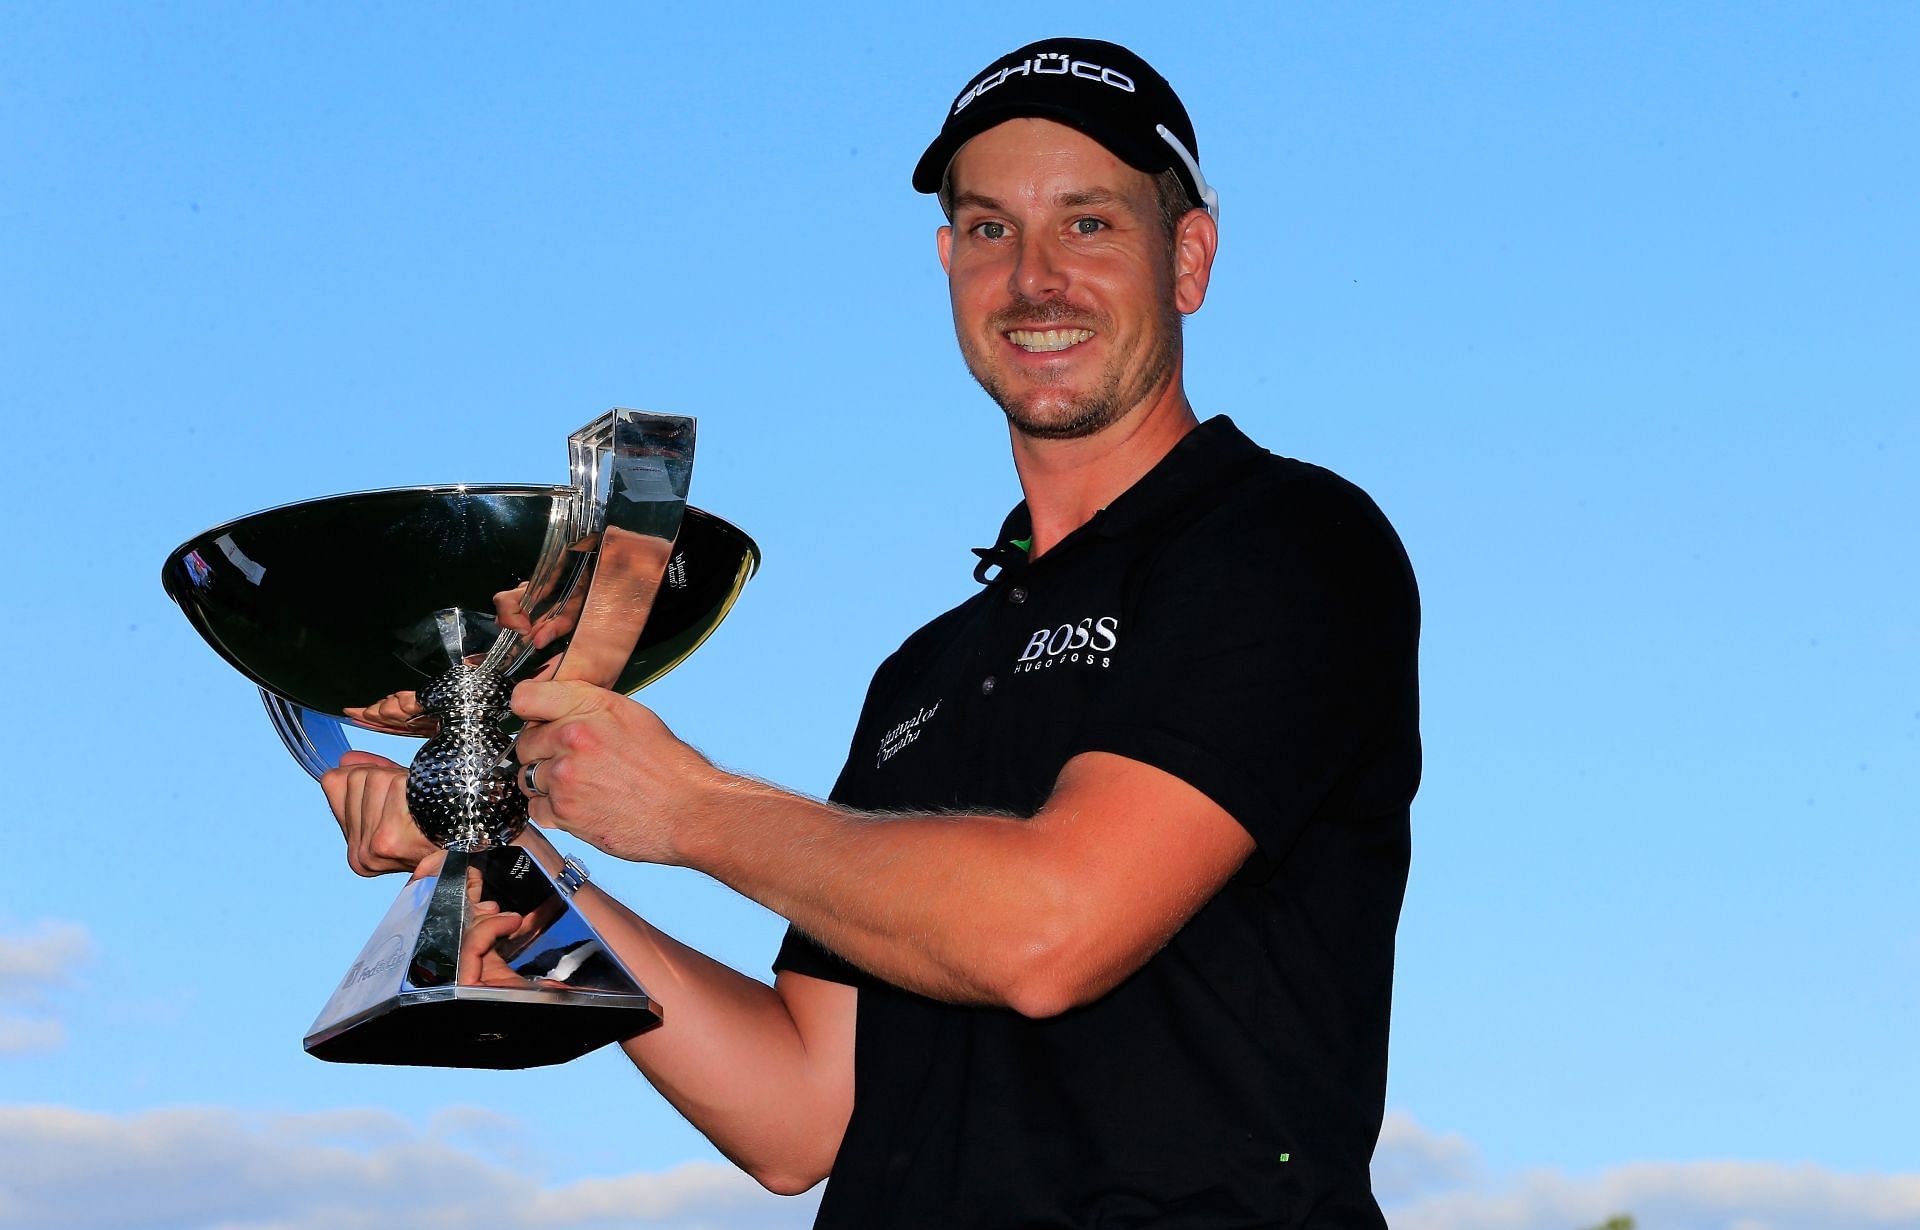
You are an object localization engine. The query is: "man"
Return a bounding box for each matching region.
[327,37,1419,1228]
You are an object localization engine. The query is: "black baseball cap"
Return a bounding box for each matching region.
[913,37,1219,221]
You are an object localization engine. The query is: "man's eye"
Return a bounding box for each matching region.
[974,221,1008,240]
[1072,218,1106,235]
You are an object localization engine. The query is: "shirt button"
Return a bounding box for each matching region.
[1008,586,1028,604]
[980,675,997,696]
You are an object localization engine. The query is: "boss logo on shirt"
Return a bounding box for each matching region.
[1014,615,1119,673]
[876,699,942,768]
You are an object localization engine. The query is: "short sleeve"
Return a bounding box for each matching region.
[772,925,870,985]
[1074,469,1418,858]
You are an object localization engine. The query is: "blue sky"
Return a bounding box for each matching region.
[3,4,1915,1227]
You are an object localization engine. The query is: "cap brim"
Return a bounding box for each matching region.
[912,100,1176,195]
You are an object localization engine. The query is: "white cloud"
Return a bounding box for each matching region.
[0,1105,818,1230]
[2,1102,1915,1230]
[0,920,92,1056]
[1376,1113,1920,1230]
[0,919,92,992]
[0,1017,64,1054]
[1373,1109,1481,1202]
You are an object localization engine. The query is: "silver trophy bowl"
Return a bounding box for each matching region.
[163,410,756,1068]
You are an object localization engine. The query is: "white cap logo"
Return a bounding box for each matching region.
[953,52,1137,115]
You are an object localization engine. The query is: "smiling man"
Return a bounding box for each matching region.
[328,36,1419,1230]
[937,124,1188,445]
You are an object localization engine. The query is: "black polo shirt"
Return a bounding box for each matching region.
[776,416,1420,1229]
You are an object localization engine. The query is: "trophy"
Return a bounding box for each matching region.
[162,409,757,1069]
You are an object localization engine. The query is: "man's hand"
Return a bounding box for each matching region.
[319,750,439,876]
[510,681,719,864]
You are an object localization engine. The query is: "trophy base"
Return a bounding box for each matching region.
[305,985,658,1069]
[305,846,661,1070]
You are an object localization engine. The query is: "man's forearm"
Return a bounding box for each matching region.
[514,830,852,1193]
[669,777,1084,1012]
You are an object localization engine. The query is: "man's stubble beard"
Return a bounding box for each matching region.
[961,293,1183,443]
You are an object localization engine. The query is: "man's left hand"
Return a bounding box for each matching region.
[510,680,718,865]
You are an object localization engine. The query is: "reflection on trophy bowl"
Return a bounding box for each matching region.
[162,486,758,722]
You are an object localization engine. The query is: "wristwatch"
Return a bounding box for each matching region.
[556,853,591,897]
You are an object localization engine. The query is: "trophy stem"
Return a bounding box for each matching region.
[405,665,528,851]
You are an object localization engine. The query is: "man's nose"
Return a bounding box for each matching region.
[1012,232,1068,299]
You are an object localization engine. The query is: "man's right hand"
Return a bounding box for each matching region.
[319,750,438,876]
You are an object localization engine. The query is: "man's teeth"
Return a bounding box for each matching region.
[1007,328,1094,352]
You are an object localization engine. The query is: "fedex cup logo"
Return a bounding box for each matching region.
[953,52,1137,115]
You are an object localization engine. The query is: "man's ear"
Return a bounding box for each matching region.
[937,224,953,275]
[1171,209,1217,315]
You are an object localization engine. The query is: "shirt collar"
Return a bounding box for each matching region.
[971,416,1263,584]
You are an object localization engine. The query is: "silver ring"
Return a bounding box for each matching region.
[522,759,546,798]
